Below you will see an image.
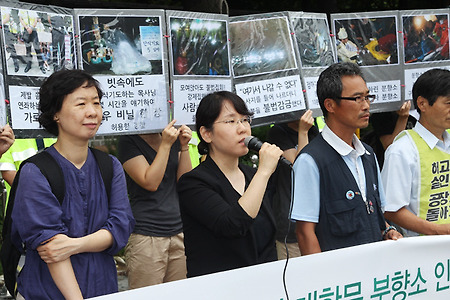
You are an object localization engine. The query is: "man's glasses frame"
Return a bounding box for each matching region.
[336,94,376,104]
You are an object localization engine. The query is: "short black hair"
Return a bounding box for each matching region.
[38,69,103,136]
[317,62,365,118]
[195,91,253,155]
[412,68,450,114]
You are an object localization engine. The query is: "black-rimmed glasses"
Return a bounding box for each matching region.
[336,95,376,104]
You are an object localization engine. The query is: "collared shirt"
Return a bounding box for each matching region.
[291,125,386,223]
[382,122,450,237]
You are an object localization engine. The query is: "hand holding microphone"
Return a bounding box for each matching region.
[244,136,292,168]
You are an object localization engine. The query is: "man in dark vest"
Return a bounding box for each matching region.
[290,62,402,255]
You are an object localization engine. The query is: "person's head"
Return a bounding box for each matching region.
[338,27,349,43]
[39,69,103,137]
[317,62,372,130]
[317,62,366,118]
[412,68,450,115]
[412,68,450,133]
[196,91,253,156]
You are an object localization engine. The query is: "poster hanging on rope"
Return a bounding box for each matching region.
[331,11,403,113]
[166,10,232,126]
[230,12,306,126]
[400,9,450,101]
[289,11,336,116]
[0,0,76,137]
[75,9,169,135]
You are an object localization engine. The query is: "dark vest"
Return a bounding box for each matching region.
[302,134,386,251]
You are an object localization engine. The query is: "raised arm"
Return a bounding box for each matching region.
[278,111,314,163]
[379,101,410,149]
[176,124,192,180]
[123,120,179,191]
[0,124,15,158]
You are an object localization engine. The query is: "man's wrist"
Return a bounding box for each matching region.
[383,225,397,238]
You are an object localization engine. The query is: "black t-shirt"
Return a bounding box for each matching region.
[266,123,319,242]
[117,135,182,237]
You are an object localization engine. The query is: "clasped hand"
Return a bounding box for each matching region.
[37,234,78,264]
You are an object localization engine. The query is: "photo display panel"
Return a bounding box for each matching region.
[331,11,403,113]
[401,9,450,101]
[167,10,232,126]
[289,11,337,116]
[0,0,76,137]
[230,12,306,126]
[75,9,170,135]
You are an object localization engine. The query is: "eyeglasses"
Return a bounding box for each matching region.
[214,116,252,127]
[336,94,376,104]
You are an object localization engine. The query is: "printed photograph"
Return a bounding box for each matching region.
[292,17,335,68]
[170,17,229,76]
[79,15,163,75]
[403,14,449,64]
[334,16,399,66]
[1,7,75,77]
[230,16,297,77]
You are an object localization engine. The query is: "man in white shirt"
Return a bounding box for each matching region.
[291,62,402,255]
[382,69,450,237]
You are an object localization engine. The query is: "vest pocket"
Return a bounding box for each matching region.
[325,198,359,236]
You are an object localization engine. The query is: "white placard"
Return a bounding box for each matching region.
[89,235,450,300]
[96,75,168,134]
[367,80,401,103]
[304,76,320,110]
[173,79,232,125]
[9,85,40,130]
[404,67,450,100]
[235,75,306,119]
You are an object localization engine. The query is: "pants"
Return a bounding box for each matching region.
[125,232,186,289]
[23,30,44,67]
[276,240,301,260]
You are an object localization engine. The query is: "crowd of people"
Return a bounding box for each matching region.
[0,62,448,299]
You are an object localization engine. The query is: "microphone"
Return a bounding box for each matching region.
[244,136,292,168]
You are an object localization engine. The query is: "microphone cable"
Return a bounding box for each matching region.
[282,165,296,300]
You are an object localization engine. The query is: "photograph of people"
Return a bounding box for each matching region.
[334,16,399,65]
[170,17,229,76]
[79,15,163,75]
[403,14,449,64]
[1,7,75,76]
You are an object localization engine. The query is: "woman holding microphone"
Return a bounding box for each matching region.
[177,91,283,277]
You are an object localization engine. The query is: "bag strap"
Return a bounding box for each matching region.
[2,151,63,241]
[90,147,113,201]
[27,151,65,203]
[2,148,113,240]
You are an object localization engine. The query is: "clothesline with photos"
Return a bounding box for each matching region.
[0,1,448,137]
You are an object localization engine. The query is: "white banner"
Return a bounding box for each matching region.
[89,235,450,300]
